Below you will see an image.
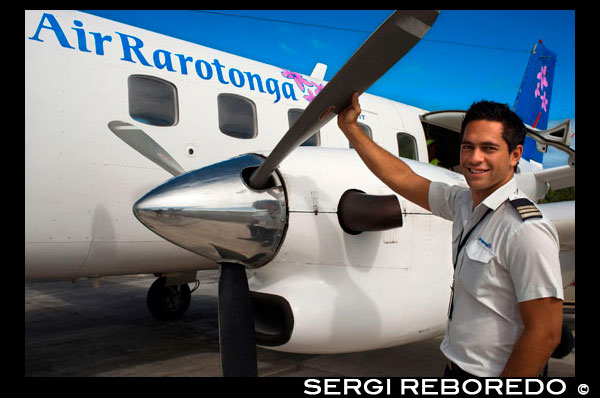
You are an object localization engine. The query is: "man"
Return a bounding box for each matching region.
[427,139,439,165]
[337,93,563,377]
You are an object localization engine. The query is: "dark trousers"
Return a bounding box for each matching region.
[443,362,548,378]
[443,362,478,379]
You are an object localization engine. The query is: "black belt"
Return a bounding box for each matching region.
[444,361,478,379]
[445,361,547,378]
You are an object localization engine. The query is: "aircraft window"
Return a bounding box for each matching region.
[421,122,462,169]
[288,109,320,146]
[218,93,258,139]
[348,123,372,148]
[396,133,418,160]
[128,75,178,127]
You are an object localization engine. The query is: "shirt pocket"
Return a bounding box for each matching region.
[459,239,496,295]
[465,239,495,264]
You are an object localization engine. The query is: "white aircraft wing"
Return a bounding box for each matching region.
[534,165,574,191]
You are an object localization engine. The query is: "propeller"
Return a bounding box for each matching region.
[248,10,440,190]
[108,120,185,177]
[218,262,258,376]
[123,10,440,377]
[108,120,258,375]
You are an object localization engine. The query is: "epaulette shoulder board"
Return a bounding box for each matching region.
[509,198,543,221]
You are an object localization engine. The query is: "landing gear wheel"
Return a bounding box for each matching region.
[147,277,191,321]
[551,323,574,359]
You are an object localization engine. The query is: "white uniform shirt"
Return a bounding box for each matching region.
[428,177,563,377]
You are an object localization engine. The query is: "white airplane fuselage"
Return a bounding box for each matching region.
[25,10,431,281]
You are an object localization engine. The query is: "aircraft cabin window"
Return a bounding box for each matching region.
[218,93,258,139]
[128,75,178,127]
[348,123,372,149]
[288,108,320,146]
[396,133,418,160]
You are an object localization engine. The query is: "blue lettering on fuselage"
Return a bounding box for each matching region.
[115,31,152,66]
[28,12,298,104]
[28,12,75,49]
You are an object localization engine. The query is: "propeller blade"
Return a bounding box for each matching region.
[218,262,258,377]
[248,10,440,189]
[108,120,186,177]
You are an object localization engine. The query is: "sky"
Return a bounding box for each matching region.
[82,10,575,168]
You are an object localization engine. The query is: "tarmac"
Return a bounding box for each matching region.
[25,270,575,377]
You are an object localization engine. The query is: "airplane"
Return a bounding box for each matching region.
[25,10,574,376]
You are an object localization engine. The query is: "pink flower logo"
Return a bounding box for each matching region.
[281,69,314,92]
[282,69,325,103]
[537,66,548,91]
[534,65,549,112]
[303,83,323,102]
[540,91,548,112]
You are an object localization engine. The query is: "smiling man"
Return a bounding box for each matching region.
[338,94,563,377]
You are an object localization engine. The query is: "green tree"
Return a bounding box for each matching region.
[539,187,575,204]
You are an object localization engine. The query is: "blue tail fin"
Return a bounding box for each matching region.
[513,40,557,164]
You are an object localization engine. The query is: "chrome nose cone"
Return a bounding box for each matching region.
[133,154,287,268]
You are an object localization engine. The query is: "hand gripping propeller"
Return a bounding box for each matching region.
[248,10,439,190]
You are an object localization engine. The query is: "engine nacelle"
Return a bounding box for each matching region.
[249,147,459,353]
[134,147,462,353]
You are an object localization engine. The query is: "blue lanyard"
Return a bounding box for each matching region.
[453,208,493,270]
[448,207,493,320]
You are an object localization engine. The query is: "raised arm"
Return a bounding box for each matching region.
[337,93,432,211]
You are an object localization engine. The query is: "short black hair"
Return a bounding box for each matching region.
[460,100,527,153]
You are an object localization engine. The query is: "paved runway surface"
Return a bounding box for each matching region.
[25,271,574,377]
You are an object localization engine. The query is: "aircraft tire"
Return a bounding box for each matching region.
[147,277,191,321]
